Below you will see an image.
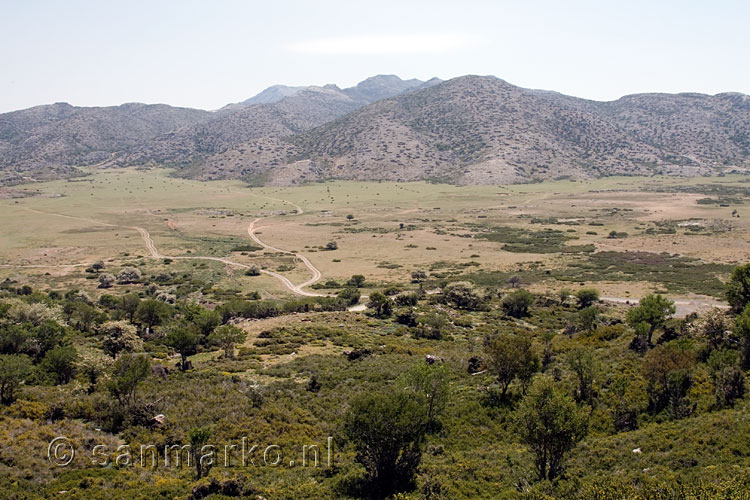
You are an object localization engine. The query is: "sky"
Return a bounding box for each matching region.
[1,0,748,113]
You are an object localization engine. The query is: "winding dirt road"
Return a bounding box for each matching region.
[18,198,326,297]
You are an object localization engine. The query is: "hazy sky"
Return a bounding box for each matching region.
[1,0,748,113]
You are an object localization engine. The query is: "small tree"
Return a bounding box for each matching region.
[98,273,116,289]
[485,333,539,398]
[121,294,141,324]
[337,287,361,306]
[414,313,448,340]
[189,427,213,479]
[346,214,355,220]
[567,347,597,404]
[441,281,486,311]
[515,376,588,481]
[347,274,366,288]
[208,324,246,359]
[727,263,750,313]
[325,241,338,250]
[343,390,427,498]
[502,289,534,318]
[41,345,78,385]
[0,354,33,405]
[117,267,142,284]
[578,306,599,333]
[575,289,600,309]
[107,353,150,406]
[708,349,746,408]
[135,299,172,330]
[101,321,142,358]
[627,294,676,345]
[398,362,452,432]
[735,306,750,369]
[558,288,572,306]
[91,261,105,272]
[245,265,261,276]
[368,292,393,318]
[642,344,695,418]
[165,324,200,371]
[193,309,221,337]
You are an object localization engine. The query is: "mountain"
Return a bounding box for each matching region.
[195,76,750,184]
[0,102,211,184]
[2,75,749,186]
[112,75,439,171]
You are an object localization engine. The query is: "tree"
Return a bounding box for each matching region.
[165,324,200,371]
[325,241,338,250]
[441,281,486,311]
[502,289,534,318]
[193,309,221,337]
[0,354,33,405]
[29,319,65,361]
[245,265,261,276]
[414,313,448,340]
[508,276,522,288]
[577,306,599,333]
[343,390,427,498]
[627,294,676,345]
[567,347,597,404]
[107,353,150,406]
[208,324,246,359]
[727,263,750,313]
[485,333,539,397]
[189,427,213,479]
[101,321,142,358]
[91,260,105,272]
[558,288,572,306]
[708,349,746,408]
[346,214,355,220]
[347,274,366,288]
[575,289,600,309]
[41,345,78,384]
[642,344,695,418]
[368,292,393,318]
[98,273,116,289]
[121,294,141,324]
[735,306,750,369]
[398,362,452,432]
[117,267,142,284]
[410,270,427,283]
[515,376,588,481]
[337,287,361,306]
[135,299,172,330]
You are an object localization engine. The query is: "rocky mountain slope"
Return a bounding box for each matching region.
[196,76,750,184]
[1,75,748,186]
[0,103,211,184]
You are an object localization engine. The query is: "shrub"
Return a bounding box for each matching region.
[0,354,33,405]
[576,288,600,309]
[502,289,534,318]
[117,267,142,284]
[343,390,427,498]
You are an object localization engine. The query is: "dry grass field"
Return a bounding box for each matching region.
[1,168,747,311]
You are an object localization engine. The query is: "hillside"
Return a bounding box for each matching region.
[0,102,212,183]
[198,76,750,184]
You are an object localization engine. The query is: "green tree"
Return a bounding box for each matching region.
[41,345,78,384]
[100,321,142,358]
[735,306,750,369]
[193,309,221,337]
[575,289,600,309]
[121,294,141,324]
[165,324,200,371]
[337,287,361,306]
[368,292,393,318]
[135,299,172,330]
[485,333,539,397]
[627,294,676,344]
[347,274,366,288]
[567,347,597,404]
[106,353,150,406]
[727,263,750,313]
[30,319,65,361]
[441,281,486,311]
[515,376,588,481]
[577,306,599,333]
[343,390,427,498]
[502,289,534,318]
[189,427,213,479]
[0,354,33,405]
[708,349,746,408]
[398,362,452,432]
[642,344,695,418]
[208,324,246,359]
